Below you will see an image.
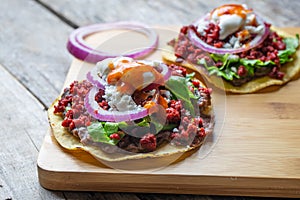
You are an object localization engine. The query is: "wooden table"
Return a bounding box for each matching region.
[1,0,300,199]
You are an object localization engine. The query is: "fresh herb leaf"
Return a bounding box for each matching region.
[88,122,114,145]
[239,59,274,76]
[104,122,119,135]
[161,123,178,131]
[87,122,123,145]
[137,118,150,127]
[185,72,195,82]
[278,35,299,64]
[185,73,199,100]
[197,34,299,81]
[165,76,195,116]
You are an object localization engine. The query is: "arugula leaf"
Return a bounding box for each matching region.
[165,76,195,116]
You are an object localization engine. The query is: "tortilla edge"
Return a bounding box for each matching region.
[47,98,209,162]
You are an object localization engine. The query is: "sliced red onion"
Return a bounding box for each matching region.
[86,69,106,90]
[159,63,172,81]
[85,87,149,122]
[138,60,172,81]
[188,14,270,54]
[67,21,159,63]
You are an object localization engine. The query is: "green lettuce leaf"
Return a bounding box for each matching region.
[87,122,122,145]
[278,34,299,64]
[200,57,240,81]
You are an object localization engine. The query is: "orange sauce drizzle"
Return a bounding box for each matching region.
[212,4,252,19]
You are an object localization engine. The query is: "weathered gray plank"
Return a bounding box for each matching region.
[0,0,72,108]
[0,64,64,200]
[39,0,300,27]
[0,1,141,199]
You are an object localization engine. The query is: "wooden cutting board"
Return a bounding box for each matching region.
[37,27,300,198]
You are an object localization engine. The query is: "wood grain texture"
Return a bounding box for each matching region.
[39,0,300,27]
[2,0,300,199]
[0,1,141,200]
[0,0,72,108]
[38,27,300,198]
[0,64,64,200]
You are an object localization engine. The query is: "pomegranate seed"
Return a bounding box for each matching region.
[110,133,121,140]
[238,65,247,76]
[214,41,223,48]
[140,133,157,151]
[192,80,200,87]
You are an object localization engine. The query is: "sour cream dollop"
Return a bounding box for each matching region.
[206,4,263,41]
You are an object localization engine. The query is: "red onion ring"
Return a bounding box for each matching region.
[138,61,172,81]
[159,63,172,81]
[67,21,159,63]
[85,87,149,122]
[86,71,106,90]
[188,14,270,54]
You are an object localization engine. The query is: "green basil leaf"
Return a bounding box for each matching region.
[165,76,195,116]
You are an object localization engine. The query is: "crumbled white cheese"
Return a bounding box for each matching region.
[223,36,242,49]
[160,89,171,99]
[229,36,238,46]
[197,20,209,36]
[245,13,255,25]
[173,128,179,132]
[233,39,242,48]
[176,69,183,74]
[96,58,113,77]
[231,67,237,73]
[103,85,141,112]
[223,43,232,48]
[160,89,171,103]
[228,55,239,60]
[244,25,264,34]
[148,89,156,96]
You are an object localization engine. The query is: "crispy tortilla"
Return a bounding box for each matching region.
[162,28,300,93]
[48,98,213,163]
